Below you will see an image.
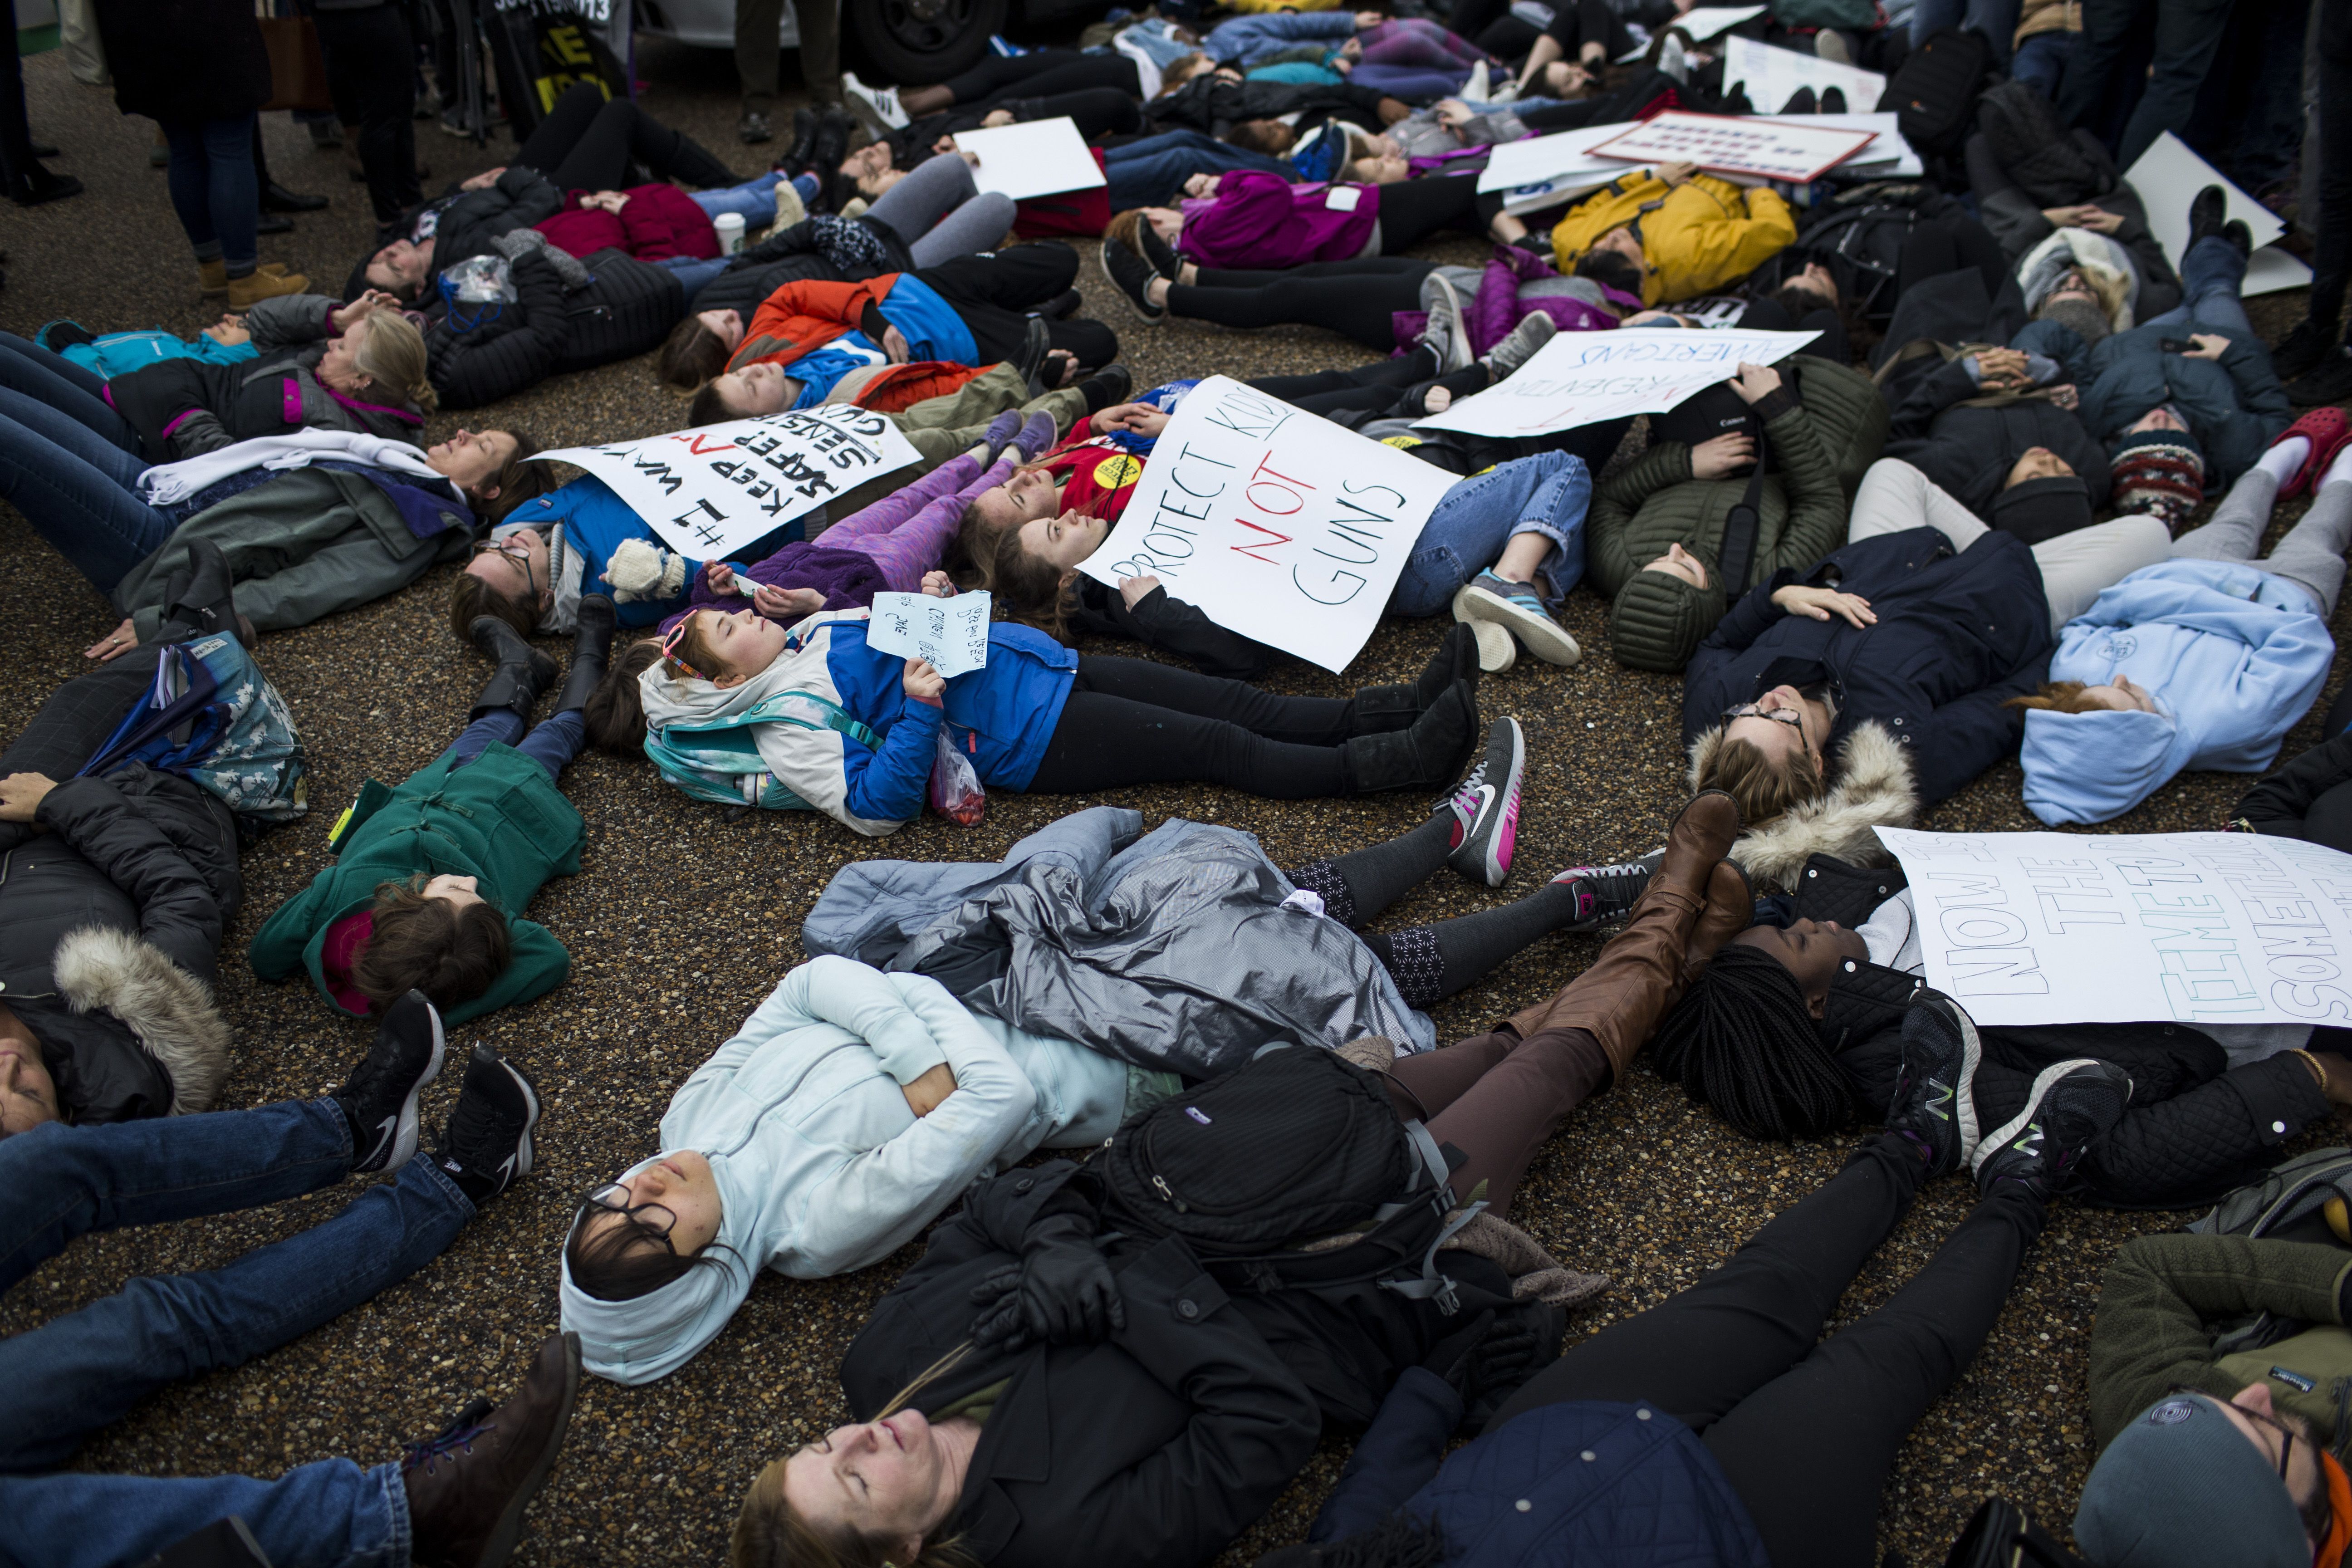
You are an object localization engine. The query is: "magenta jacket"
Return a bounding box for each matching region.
[1176,170,1378,270]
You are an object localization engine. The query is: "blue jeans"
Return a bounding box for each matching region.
[0,330,140,448]
[446,708,587,779]
[0,386,173,593]
[160,113,260,268]
[659,253,735,305]
[2009,29,2076,98]
[1104,128,1289,210]
[2141,233,2254,337]
[690,169,786,226]
[0,1459,408,1568]
[0,1099,472,1473]
[1909,0,2021,66]
[1389,451,1593,617]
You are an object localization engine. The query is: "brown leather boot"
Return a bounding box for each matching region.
[1681,857,1756,986]
[404,1332,580,1568]
[1499,791,1741,1085]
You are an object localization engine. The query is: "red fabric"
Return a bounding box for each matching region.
[321,910,375,1016]
[1038,431,1147,524]
[536,184,718,262]
[852,361,990,411]
[728,274,903,374]
[1012,150,1112,239]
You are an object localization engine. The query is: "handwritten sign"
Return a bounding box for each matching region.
[1875,828,2352,1027]
[537,405,921,558]
[1415,327,1819,438]
[1589,110,1877,183]
[1077,377,1455,674]
[865,590,992,676]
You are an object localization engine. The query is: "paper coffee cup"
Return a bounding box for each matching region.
[714,211,746,255]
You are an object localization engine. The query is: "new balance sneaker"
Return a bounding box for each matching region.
[1547,855,1654,930]
[1481,310,1557,381]
[1441,715,1526,887]
[1453,570,1581,667]
[1972,1058,2132,1201]
[334,990,446,1173]
[436,1046,543,1205]
[1419,272,1472,373]
[1886,993,1983,1179]
[1098,236,1165,323]
[404,1332,580,1568]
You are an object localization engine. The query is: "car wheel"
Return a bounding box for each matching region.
[848,0,1006,85]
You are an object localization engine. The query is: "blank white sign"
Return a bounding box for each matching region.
[951,118,1106,203]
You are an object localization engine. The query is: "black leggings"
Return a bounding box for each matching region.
[1374,174,1485,254]
[514,83,737,194]
[1169,257,1434,351]
[1026,655,1357,798]
[1485,1135,2046,1568]
[941,49,1140,106]
[1249,348,1489,420]
[915,244,1120,370]
[314,3,421,229]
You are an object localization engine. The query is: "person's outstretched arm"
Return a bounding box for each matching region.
[2234,728,2352,837]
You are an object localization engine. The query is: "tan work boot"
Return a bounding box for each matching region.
[404,1331,580,1568]
[198,258,229,297]
[226,268,311,309]
[1500,790,1741,1085]
[1681,857,1755,987]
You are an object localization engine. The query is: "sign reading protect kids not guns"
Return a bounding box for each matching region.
[537,405,921,559]
[1874,828,2352,1027]
[1077,377,1455,674]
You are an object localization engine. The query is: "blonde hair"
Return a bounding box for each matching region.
[1695,731,1824,828]
[2004,681,2108,715]
[353,310,438,414]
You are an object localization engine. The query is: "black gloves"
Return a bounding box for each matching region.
[1420,1304,1557,1425]
[969,1214,1125,1351]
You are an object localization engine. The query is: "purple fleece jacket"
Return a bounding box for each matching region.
[662,545,890,635]
[1177,170,1379,270]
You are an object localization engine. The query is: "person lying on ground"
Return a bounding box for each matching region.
[1100,167,1485,289]
[614,588,1485,834]
[249,600,615,1023]
[833,87,1146,212]
[2230,706,2352,849]
[731,792,1755,1568]
[1587,358,1886,674]
[2011,422,2351,826]
[1258,995,2129,1568]
[1549,160,1796,308]
[22,317,259,379]
[1879,336,2115,526]
[1655,853,2350,1205]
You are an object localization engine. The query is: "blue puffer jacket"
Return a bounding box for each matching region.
[2012,318,2290,487]
[499,475,716,630]
[1303,1368,1771,1568]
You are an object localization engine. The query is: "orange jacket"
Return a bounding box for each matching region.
[726,274,902,373]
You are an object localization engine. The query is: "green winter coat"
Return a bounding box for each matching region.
[112,467,473,644]
[2088,1232,2352,1453]
[250,741,582,1023]
[1591,356,1888,673]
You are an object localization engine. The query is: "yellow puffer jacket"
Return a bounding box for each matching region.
[1549,172,1797,306]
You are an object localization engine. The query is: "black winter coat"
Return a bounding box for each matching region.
[1796,856,2331,1208]
[1682,526,2054,807]
[1146,75,1398,139]
[2236,730,2352,852]
[347,170,569,303]
[1882,357,2113,519]
[423,248,684,409]
[94,0,269,126]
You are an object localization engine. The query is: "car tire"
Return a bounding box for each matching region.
[848,0,1006,84]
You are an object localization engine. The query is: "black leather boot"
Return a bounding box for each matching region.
[468,616,558,723]
[780,107,819,174]
[550,595,616,715]
[1341,680,1479,792]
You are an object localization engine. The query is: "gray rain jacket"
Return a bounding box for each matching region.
[801,806,1436,1076]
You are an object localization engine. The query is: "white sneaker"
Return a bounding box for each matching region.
[841,70,909,132]
[1463,59,1493,102]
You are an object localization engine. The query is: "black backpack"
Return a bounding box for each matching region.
[1942,1497,2091,1568]
[1876,27,1991,159]
[1096,1045,1481,1314]
[1750,184,1953,325]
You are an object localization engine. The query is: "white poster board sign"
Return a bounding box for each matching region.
[538,406,921,558]
[951,118,1105,202]
[1479,120,1643,194]
[1875,828,2352,1027]
[865,590,992,676]
[1077,377,1455,673]
[1591,110,1877,183]
[1720,37,1886,120]
[1808,111,1921,178]
[1415,327,1819,438]
[2123,131,2310,299]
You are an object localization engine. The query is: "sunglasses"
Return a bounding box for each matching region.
[582,1182,681,1252]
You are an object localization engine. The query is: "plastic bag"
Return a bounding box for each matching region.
[928,728,985,826]
[444,254,516,303]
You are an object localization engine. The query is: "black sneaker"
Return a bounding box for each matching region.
[1440,716,1525,888]
[2274,318,2337,381]
[2290,349,2352,408]
[1078,363,1132,415]
[1099,236,1164,323]
[2187,183,2226,245]
[335,991,446,1173]
[1547,853,1656,929]
[1886,992,1982,1179]
[436,1046,543,1204]
[1972,1058,2131,1200]
[1135,216,1181,279]
[2222,218,2253,262]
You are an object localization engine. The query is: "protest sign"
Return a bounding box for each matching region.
[1719,37,1886,123]
[1076,377,1456,674]
[1621,4,1765,47]
[537,406,921,558]
[2125,131,2311,299]
[1414,327,1819,438]
[865,590,993,677]
[1874,828,2352,1028]
[1589,110,1877,183]
[951,118,1106,202]
[1479,121,1641,194]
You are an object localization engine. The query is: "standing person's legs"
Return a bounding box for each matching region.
[0,1459,408,1568]
[735,0,787,130]
[0,333,140,448]
[197,113,261,278]
[1392,451,1592,617]
[1373,174,1483,255]
[2117,0,2240,167]
[0,1154,472,1474]
[2010,28,2078,96]
[315,3,422,234]
[1846,458,1989,548]
[1699,1181,2048,1568]
[795,0,842,106]
[2031,516,2174,628]
[2059,0,2154,138]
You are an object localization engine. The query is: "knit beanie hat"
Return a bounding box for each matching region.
[2074,1393,2313,1568]
[2109,426,2207,527]
[1989,475,2093,545]
[2035,293,2112,345]
[1609,569,1726,674]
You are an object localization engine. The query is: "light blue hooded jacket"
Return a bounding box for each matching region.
[559,956,1151,1385]
[2019,560,2333,826]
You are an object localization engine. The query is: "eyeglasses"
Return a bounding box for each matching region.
[583,1182,680,1252]
[471,537,539,605]
[1724,701,1813,757]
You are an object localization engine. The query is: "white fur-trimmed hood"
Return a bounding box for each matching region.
[1687,720,1921,893]
[53,926,230,1114]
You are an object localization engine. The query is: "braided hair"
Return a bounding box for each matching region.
[1652,944,1856,1141]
